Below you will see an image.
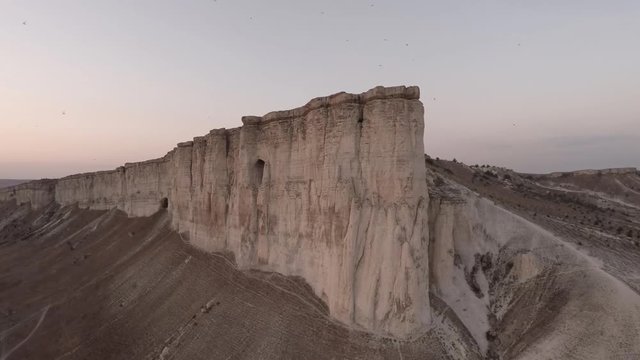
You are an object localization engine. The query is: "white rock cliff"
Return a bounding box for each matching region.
[0,85,431,338]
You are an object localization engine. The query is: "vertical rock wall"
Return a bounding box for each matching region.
[0,86,430,338]
[0,180,56,209]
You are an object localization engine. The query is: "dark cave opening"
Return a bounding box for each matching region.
[253,159,265,187]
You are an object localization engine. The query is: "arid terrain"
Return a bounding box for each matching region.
[425,158,640,359]
[2,161,639,359]
[0,201,461,360]
[1,87,639,359]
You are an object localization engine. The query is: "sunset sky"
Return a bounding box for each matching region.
[1,0,639,178]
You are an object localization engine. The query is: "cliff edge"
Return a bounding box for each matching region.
[0,85,430,338]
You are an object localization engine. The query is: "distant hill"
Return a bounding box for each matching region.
[0,179,31,189]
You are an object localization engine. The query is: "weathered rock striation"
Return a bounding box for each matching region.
[0,85,430,338]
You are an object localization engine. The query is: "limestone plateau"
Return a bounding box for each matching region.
[1,86,640,360]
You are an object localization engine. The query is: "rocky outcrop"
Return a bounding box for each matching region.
[0,179,56,209]
[0,86,430,338]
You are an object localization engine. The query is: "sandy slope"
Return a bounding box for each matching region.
[0,200,476,360]
[2,161,640,359]
[427,159,640,359]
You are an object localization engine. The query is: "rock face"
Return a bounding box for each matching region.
[0,85,430,338]
[0,180,56,209]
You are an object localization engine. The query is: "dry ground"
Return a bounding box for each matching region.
[426,157,640,359]
[2,160,640,359]
[0,201,466,360]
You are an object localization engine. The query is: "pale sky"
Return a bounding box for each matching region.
[1,0,639,179]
